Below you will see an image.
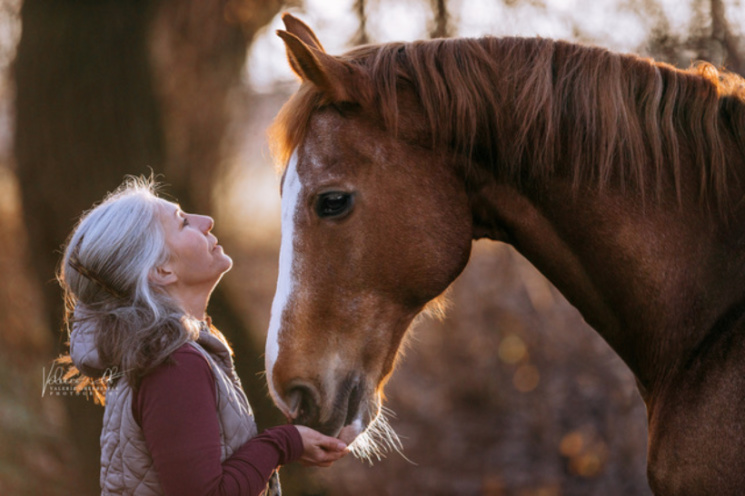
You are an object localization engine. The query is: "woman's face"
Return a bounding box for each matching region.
[156,199,233,290]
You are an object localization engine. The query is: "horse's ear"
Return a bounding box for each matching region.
[277,29,363,103]
[281,13,325,52]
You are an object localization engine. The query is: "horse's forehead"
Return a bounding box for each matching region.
[295,137,363,180]
[283,143,354,193]
[288,107,406,191]
[308,109,344,134]
[305,107,387,154]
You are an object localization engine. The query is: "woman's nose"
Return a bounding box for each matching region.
[190,214,213,233]
[201,215,214,233]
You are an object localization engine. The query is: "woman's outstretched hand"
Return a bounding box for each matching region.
[294,425,350,467]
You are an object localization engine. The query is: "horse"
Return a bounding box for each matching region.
[264,13,745,494]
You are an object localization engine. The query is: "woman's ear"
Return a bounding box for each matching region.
[150,264,178,287]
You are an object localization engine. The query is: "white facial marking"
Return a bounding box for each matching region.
[266,150,301,411]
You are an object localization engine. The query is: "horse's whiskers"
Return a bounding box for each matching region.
[347,407,416,466]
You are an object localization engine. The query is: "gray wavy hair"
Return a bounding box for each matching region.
[58,176,199,397]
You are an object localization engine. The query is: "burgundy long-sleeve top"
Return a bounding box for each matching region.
[132,344,303,496]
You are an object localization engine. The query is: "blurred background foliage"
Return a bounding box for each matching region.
[0,0,742,494]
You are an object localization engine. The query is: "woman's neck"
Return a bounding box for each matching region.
[170,285,212,321]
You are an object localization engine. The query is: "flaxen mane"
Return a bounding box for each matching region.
[270,36,745,210]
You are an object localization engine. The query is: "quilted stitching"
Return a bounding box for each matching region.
[100,381,161,495]
[189,333,257,461]
[97,329,269,495]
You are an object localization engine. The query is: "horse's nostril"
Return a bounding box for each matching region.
[286,383,319,426]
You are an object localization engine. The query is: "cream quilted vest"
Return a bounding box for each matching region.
[70,321,278,495]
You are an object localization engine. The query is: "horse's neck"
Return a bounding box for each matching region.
[469,174,745,391]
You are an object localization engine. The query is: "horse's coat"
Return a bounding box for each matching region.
[265,13,745,494]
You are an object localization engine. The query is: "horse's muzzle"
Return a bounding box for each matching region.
[286,375,365,438]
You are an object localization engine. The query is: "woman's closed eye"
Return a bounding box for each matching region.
[176,210,189,228]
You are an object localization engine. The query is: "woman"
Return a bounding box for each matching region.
[59,177,348,495]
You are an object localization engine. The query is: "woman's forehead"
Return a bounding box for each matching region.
[155,199,182,225]
[156,198,179,214]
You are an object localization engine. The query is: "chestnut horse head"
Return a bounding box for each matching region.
[265,13,745,488]
[264,15,474,449]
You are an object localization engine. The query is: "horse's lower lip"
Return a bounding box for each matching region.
[338,421,364,445]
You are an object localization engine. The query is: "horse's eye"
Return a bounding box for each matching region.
[315,192,354,219]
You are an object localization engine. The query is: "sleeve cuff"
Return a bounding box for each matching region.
[270,424,305,464]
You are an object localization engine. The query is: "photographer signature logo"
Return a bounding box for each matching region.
[41,361,125,398]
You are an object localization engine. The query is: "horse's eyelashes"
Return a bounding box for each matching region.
[315,191,355,219]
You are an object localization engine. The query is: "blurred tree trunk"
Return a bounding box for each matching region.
[429,0,452,38]
[351,0,369,46]
[643,0,744,77]
[710,0,743,75]
[15,3,164,492]
[14,0,285,493]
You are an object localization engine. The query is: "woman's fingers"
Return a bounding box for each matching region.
[295,425,350,467]
[317,436,348,452]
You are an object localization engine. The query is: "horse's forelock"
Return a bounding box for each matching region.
[268,84,325,171]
